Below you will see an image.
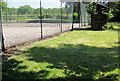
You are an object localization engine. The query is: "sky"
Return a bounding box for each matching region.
[4,0,62,8]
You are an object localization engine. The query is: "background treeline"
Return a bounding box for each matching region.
[0,0,72,21]
[6,6,61,20]
[1,0,120,22]
[1,5,62,20]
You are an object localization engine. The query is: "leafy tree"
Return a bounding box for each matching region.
[109,2,120,22]
[8,8,18,15]
[0,0,7,14]
[17,5,34,15]
[42,8,60,18]
[34,8,40,14]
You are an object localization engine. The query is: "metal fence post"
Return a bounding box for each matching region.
[84,6,86,27]
[40,0,43,39]
[72,2,74,31]
[78,2,80,28]
[61,2,62,33]
[80,2,82,27]
[80,2,83,27]
[0,1,5,52]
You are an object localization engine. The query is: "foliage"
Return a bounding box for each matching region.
[8,8,18,15]
[0,0,7,14]
[34,8,40,14]
[103,22,120,31]
[109,2,120,22]
[17,5,34,15]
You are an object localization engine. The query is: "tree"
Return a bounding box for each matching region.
[17,5,34,15]
[0,0,7,14]
[34,8,40,14]
[109,2,120,22]
[8,8,18,15]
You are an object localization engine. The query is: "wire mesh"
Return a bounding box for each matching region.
[41,0,61,38]
[0,0,93,49]
[80,2,91,27]
[1,0,74,48]
[62,2,73,32]
[1,0,75,48]
[3,0,41,48]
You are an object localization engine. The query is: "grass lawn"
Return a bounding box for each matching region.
[2,24,119,80]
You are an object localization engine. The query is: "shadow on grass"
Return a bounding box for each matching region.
[2,59,49,80]
[73,28,92,31]
[106,28,120,32]
[73,28,105,31]
[2,44,119,81]
[73,28,120,31]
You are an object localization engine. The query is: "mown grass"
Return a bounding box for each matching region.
[106,22,120,30]
[2,24,119,81]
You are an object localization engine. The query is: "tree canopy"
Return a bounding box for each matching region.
[0,0,7,14]
[17,5,34,15]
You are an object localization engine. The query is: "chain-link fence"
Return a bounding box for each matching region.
[80,2,91,27]
[0,0,74,49]
[0,0,91,50]
[2,0,42,48]
[41,0,61,38]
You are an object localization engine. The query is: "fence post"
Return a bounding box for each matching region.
[0,14,2,52]
[60,2,62,33]
[79,2,82,27]
[71,2,74,31]
[78,2,80,28]
[40,0,43,39]
[0,1,5,52]
[84,6,86,27]
[80,2,83,27]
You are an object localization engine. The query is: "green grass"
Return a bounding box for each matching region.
[3,26,119,80]
[107,22,120,27]
[106,22,120,30]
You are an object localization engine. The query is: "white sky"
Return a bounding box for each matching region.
[4,0,62,8]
